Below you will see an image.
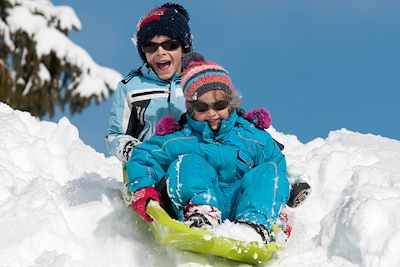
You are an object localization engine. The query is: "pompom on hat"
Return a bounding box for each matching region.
[181,52,234,101]
[133,3,193,62]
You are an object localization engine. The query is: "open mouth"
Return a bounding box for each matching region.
[208,119,220,128]
[156,60,171,70]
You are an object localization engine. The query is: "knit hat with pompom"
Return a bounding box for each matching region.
[181,52,234,101]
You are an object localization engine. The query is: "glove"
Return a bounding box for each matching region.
[131,186,160,222]
[116,137,142,162]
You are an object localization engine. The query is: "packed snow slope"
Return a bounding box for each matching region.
[1,102,400,267]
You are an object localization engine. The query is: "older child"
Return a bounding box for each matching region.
[106,3,192,162]
[105,3,192,203]
[127,52,290,243]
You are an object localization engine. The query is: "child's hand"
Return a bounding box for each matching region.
[120,138,142,162]
[131,186,160,222]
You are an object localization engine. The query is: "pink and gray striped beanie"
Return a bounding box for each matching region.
[181,52,234,101]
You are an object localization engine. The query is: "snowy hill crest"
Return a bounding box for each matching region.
[1,102,400,267]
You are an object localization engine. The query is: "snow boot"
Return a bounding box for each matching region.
[236,221,272,244]
[287,181,312,208]
[273,210,292,242]
[184,204,221,228]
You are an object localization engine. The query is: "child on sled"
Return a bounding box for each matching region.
[127,52,291,243]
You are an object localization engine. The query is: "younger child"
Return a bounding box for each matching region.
[127,52,290,243]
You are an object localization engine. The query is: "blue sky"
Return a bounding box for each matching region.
[51,0,400,155]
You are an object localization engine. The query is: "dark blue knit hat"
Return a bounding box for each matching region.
[133,3,193,62]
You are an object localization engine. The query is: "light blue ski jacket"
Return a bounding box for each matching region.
[106,64,186,161]
[127,111,289,228]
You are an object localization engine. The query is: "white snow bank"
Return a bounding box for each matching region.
[1,102,400,267]
[269,127,400,266]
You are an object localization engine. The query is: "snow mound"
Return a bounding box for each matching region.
[1,102,400,267]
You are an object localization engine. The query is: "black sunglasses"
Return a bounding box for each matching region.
[142,39,181,53]
[188,100,230,112]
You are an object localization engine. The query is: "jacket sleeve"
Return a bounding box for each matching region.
[126,133,199,193]
[105,81,142,162]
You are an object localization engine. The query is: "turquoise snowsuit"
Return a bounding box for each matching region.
[127,110,289,230]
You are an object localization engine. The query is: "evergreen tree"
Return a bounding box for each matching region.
[0,0,118,118]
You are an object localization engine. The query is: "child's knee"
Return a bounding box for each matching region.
[173,154,214,180]
[165,154,218,210]
[242,163,290,198]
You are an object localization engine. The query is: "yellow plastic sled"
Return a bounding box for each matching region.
[146,201,283,265]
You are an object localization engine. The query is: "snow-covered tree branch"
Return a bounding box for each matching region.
[0,0,122,118]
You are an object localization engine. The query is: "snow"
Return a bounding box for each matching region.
[213,220,264,245]
[7,0,81,32]
[1,102,400,267]
[2,0,122,98]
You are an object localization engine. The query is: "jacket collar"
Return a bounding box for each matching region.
[185,110,239,141]
[139,64,182,82]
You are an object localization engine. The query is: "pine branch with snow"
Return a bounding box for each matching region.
[0,0,122,118]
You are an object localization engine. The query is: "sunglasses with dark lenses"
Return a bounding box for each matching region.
[189,100,230,112]
[142,39,181,53]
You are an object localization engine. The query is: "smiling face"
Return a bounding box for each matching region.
[191,90,231,131]
[144,35,183,80]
